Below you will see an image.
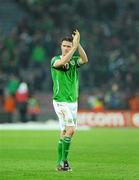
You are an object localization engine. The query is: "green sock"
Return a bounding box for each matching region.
[57,139,63,165]
[62,136,71,161]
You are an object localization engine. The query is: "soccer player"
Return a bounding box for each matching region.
[51,30,88,171]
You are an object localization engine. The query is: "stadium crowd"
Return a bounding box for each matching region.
[0,0,139,121]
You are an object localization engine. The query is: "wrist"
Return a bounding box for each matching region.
[72,46,77,51]
[78,43,81,48]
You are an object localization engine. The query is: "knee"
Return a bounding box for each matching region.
[66,126,76,137]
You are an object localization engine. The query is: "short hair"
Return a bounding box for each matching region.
[61,36,73,44]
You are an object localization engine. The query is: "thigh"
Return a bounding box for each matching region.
[53,100,75,130]
[67,102,78,127]
[68,102,78,119]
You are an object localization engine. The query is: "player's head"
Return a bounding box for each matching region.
[61,36,73,56]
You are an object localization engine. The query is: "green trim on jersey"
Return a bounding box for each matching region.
[51,55,81,102]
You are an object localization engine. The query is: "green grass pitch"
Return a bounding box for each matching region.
[0,128,139,180]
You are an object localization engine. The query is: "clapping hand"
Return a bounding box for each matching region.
[72,30,80,49]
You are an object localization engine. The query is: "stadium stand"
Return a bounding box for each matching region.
[0,0,139,122]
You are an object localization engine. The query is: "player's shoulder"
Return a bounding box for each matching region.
[51,55,61,61]
[51,55,61,66]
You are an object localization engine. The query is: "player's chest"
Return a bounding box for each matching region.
[63,60,76,70]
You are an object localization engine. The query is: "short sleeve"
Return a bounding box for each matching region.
[51,56,60,67]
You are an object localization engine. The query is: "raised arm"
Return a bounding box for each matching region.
[54,47,77,68]
[54,32,80,68]
[78,43,88,64]
[76,30,88,64]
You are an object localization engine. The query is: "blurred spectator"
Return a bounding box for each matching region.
[129,92,139,111]
[31,44,46,68]
[15,82,29,122]
[1,49,11,73]
[0,0,139,112]
[6,75,20,95]
[27,93,40,121]
[0,70,5,110]
[87,92,104,111]
[104,83,126,109]
[3,93,16,123]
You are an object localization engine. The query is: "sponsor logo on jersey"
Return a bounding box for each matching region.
[70,60,75,66]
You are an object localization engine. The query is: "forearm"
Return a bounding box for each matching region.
[61,47,77,65]
[54,47,76,68]
[78,44,88,64]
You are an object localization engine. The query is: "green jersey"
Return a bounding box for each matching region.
[51,55,81,102]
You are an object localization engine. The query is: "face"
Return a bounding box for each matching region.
[61,40,72,56]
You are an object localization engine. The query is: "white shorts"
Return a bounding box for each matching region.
[53,100,78,131]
